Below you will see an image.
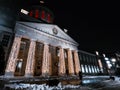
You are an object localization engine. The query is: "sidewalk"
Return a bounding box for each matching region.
[82,75,110,84]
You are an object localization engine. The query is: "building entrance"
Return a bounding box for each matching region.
[49,46,59,76]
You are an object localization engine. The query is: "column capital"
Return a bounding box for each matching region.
[30,39,36,41]
[73,50,79,53]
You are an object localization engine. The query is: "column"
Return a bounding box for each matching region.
[98,59,103,73]
[73,50,81,75]
[74,51,81,75]
[59,47,66,76]
[42,43,49,76]
[67,49,75,75]
[5,36,21,77]
[25,39,36,77]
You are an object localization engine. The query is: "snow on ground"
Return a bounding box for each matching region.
[4,83,82,90]
[1,76,120,90]
[102,76,120,86]
[86,76,120,90]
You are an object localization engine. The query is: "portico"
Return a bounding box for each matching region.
[5,21,80,79]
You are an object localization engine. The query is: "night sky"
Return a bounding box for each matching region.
[28,0,120,54]
[1,0,120,54]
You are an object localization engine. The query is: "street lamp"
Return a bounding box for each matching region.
[95,51,99,56]
[111,58,116,63]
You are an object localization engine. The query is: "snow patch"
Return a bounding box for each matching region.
[4,83,81,90]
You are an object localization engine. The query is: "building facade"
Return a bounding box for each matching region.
[5,21,80,78]
[79,50,108,75]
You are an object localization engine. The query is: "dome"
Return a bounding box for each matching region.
[28,5,54,23]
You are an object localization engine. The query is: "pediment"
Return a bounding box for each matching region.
[17,21,79,46]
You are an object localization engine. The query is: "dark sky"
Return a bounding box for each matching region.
[32,0,120,54]
[2,0,120,54]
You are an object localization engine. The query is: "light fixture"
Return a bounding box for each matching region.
[40,0,44,4]
[64,29,68,33]
[103,54,105,57]
[105,57,109,60]
[95,51,99,55]
[21,9,29,15]
[111,58,116,62]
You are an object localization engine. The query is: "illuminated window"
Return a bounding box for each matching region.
[56,49,60,57]
[85,65,88,73]
[97,66,99,72]
[81,65,85,73]
[15,59,23,73]
[64,51,67,59]
[88,65,91,73]
[92,66,95,73]
[94,66,97,73]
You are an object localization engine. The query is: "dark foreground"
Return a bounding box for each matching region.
[0,76,120,90]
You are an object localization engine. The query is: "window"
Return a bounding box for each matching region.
[64,50,67,59]
[56,49,60,57]
[88,65,92,73]
[92,66,95,73]
[94,66,97,73]
[20,41,26,50]
[15,59,23,73]
[85,65,88,73]
[81,65,85,73]
[2,34,10,47]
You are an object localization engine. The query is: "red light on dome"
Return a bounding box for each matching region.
[29,11,33,16]
[41,10,45,19]
[35,9,39,18]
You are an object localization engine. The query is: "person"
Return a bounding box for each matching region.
[79,71,83,85]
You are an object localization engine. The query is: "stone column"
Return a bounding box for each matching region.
[49,52,52,75]
[59,47,66,76]
[5,36,21,77]
[98,59,103,73]
[25,39,36,77]
[73,50,81,75]
[67,49,75,75]
[42,43,49,76]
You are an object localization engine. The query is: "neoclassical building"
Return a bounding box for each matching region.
[5,21,80,78]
